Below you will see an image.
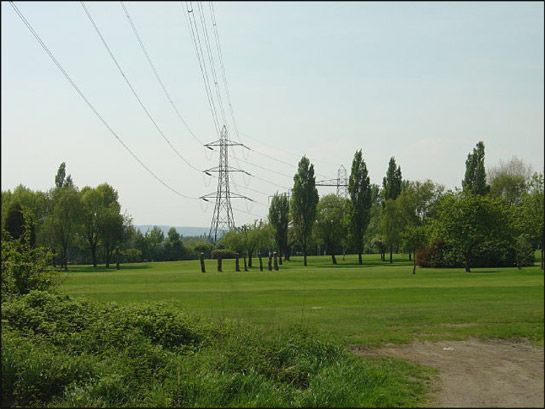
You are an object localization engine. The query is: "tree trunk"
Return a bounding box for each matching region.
[331,254,337,265]
[465,252,472,272]
[278,253,283,265]
[389,247,393,264]
[91,244,97,267]
[412,250,416,274]
[248,250,253,268]
[358,253,362,265]
[259,255,263,271]
[408,252,412,261]
[105,244,111,268]
[235,253,240,272]
[243,256,248,271]
[62,247,68,271]
[541,242,544,270]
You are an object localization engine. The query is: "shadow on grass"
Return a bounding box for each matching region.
[311,259,413,268]
[65,264,153,273]
[466,270,501,274]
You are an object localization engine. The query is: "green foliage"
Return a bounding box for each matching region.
[488,156,532,205]
[291,156,319,266]
[462,141,489,195]
[423,192,524,270]
[382,157,403,201]
[269,192,290,258]
[1,217,57,302]
[2,290,433,408]
[348,150,372,262]
[315,194,349,264]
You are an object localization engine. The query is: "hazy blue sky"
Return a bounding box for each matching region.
[2,1,543,228]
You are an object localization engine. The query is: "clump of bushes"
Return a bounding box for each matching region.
[211,248,238,259]
[2,291,431,408]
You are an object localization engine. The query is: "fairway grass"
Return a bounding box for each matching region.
[60,254,544,347]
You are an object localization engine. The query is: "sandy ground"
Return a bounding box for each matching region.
[351,338,544,408]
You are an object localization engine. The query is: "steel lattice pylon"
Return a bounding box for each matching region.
[337,165,348,198]
[316,165,349,198]
[201,125,250,243]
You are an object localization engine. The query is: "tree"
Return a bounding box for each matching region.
[380,199,405,263]
[1,218,55,301]
[435,192,511,272]
[80,186,101,267]
[397,180,444,265]
[164,228,186,261]
[42,185,82,271]
[4,202,25,242]
[54,162,73,188]
[488,156,533,205]
[516,172,544,269]
[462,141,489,195]
[400,225,428,274]
[348,150,372,264]
[291,156,319,266]
[382,157,403,202]
[268,193,290,261]
[93,184,125,268]
[315,194,348,264]
[145,226,165,262]
[2,185,49,247]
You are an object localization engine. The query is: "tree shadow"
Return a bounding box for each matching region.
[67,264,153,273]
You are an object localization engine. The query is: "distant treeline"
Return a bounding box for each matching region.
[2,141,544,272]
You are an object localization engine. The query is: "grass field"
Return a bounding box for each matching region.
[60,253,544,347]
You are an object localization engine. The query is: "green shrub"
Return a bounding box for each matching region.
[2,292,431,407]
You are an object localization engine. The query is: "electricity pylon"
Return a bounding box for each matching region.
[337,165,348,198]
[201,125,251,243]
[315,165,349,198]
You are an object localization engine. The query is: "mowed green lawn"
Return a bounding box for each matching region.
[60,254,544,346]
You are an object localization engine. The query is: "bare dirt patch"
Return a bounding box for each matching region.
[351,338,544,408]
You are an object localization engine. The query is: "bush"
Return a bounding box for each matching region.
[2,292,431,408]
[211,248,238,259]
[416,239,534,268]
[1,230,57,302]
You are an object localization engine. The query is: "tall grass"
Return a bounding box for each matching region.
[2,290,433,407]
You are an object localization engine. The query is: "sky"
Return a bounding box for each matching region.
[2,1,544,228]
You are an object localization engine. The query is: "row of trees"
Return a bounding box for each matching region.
[1,163,213,269]
[3,143,543,273]
[256,142,543,272]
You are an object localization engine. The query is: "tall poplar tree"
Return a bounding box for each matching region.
[291,156,319,266]
[348,149,372,265]
[382,157,403,201]
[462,141,489,195]
[268,192,290,261]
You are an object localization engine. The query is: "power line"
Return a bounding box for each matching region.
[182,1,221,137]
[80,1,203,174]
[120,1,205,146]
[196,1,227,126]
[9,1,199,201]
[209,1,241,142]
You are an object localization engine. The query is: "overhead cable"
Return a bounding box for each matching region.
[81,1,203,174]
[120,1,205,146]
[9,1,198,201]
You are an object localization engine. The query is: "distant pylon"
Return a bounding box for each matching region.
[337,165,348,198]
[315,165,348,198]
[201,125,251,243]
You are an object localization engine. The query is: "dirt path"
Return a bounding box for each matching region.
[351,338,544,408]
